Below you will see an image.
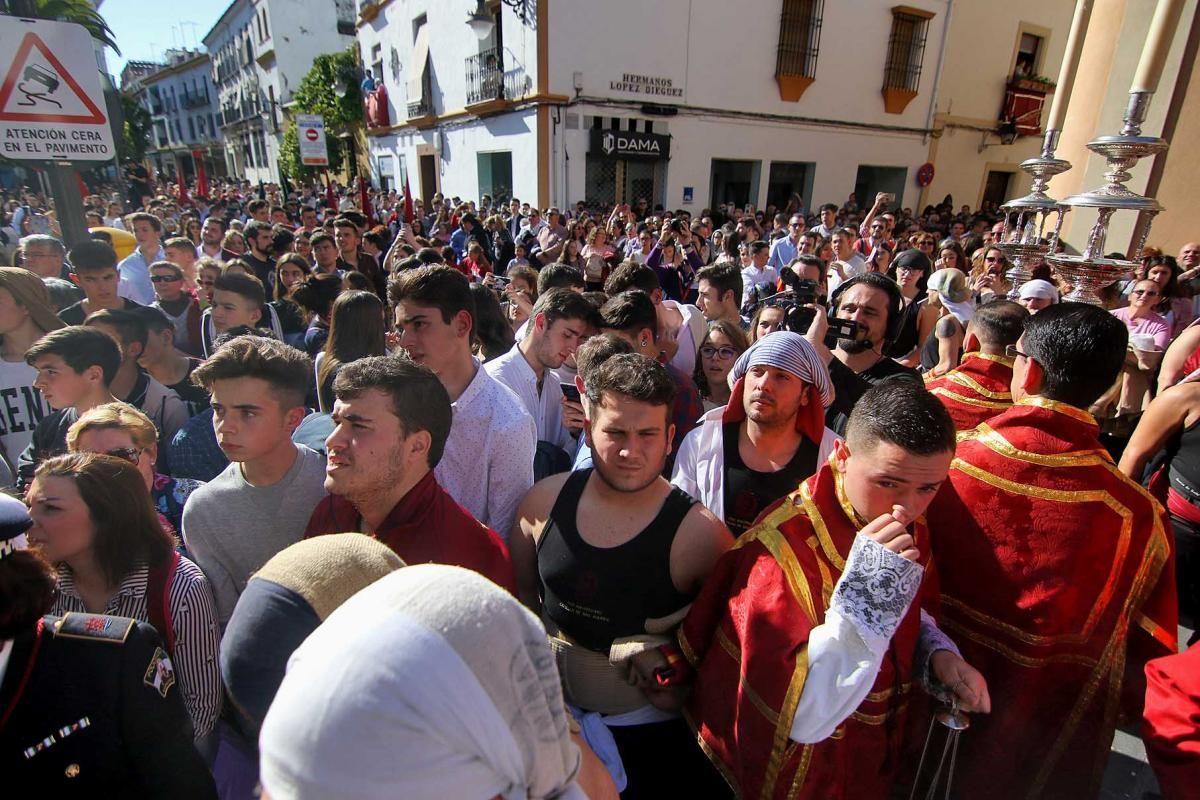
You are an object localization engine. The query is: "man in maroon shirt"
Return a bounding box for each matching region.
[303,355,515,593]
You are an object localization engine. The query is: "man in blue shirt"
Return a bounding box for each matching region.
[118,212,165,305]
[767,214,805,272]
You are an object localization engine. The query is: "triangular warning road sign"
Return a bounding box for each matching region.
[0,32,106,124]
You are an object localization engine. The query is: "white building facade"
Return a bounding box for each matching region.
[359,0,1080,216]
[140,51,225,183]
[204,0,357,184]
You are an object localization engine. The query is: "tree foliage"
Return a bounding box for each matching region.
[279,121,344,179]
[118,91,152,162]
[5,0,120,52]
[279,46,360,178]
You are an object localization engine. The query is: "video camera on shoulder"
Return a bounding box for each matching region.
[753,277,859,345]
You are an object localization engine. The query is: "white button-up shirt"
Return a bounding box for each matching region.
[117,245,165,305]
[485,345,576,456]
[435,359,536,540]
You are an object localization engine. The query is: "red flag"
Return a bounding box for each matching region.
[359,176,373,225]
[194,151,209,198]
[177,177,189,206]
[403,174,414,224]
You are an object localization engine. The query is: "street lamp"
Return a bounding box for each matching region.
[466,0,495,39]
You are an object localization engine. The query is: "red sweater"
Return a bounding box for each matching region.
[304,471,515,594]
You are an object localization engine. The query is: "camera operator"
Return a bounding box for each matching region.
[802,272,921,435]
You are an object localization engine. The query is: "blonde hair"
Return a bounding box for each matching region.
[66,401,158,453]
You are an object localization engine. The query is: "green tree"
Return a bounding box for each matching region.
[118,91,151,161]
[2,0,119,52]
[278,46,361,178]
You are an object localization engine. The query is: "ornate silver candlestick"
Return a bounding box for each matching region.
[997,130,1071,299]
[1046,92,1168,305]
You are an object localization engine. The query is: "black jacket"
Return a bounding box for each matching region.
[1,614,216,799]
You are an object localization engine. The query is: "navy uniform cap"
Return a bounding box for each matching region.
[0,491,32,560]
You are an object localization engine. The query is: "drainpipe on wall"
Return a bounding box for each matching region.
[918,0,954,211]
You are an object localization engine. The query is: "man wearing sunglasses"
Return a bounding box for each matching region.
[672,332,839,536]
[926,303,1177,799]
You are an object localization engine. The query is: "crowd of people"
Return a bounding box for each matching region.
[0,174,1197,799]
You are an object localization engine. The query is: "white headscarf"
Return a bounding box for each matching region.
[259,565,585,800]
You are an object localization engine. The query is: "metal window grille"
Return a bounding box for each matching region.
[466,47,505,105]
[883,11,930,92]
[776,0,824,79]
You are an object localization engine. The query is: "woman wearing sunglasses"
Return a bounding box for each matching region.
[27,450,221,743]
[693,321,750,411]
[969,246,1013,303]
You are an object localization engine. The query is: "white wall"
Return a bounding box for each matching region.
[368,107,540,202]
[547,0,948,131]
[359,0,540,125]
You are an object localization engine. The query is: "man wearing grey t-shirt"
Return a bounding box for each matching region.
[182,336,327,624]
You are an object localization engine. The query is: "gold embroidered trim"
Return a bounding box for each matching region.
[964,350,1016,367]
[804,536,835,606]
[785,743,815,800]
[945,370,1013,400]
[763,650,810,799]
[1018,396,1099,426]
[972,425,1114,467]
[929,387,1012,410]
[799,480,847,571]
[849,700,909,725]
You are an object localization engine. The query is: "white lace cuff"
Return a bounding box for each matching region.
[915,609,961,690]
[829,534,924,656]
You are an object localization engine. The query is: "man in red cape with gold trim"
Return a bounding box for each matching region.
[671,382,991,799]
[925,299,1027,432]
[926,302,1177,799]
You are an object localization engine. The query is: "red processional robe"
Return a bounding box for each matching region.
[680,463,927,800]
[925,398,1177,799]
[924,351,1015,432]
[1143,644,1200,800]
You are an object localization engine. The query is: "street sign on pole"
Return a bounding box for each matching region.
[296,114,328,167]
[0,17,115,161]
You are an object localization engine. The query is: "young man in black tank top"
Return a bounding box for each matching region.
[673,331,837,536]
[510,353,732,799]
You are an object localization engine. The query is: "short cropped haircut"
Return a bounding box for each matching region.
[846,382,956,456]
[604,262,659,296]
[574,333,634,383]
[600,290,658,341]
[191,335,312,408]
[67,401,158,452]
[163,237,194,253]
[244,220,271,241]
[584,353,676,414]
[1022,302,1128,408]
[84,308,148,350]
[333,355,452,468]
[971,299,1027,348]
[388,265,474,333]
[748,240,770,256]
[214,272,266,307]
[68,240,118,273]
[696,263,743,306]
[820,203,838,214]
[415,247,444,265]
[528,288,601,339]
[20,234,65,254]
[309,231,335,249]
[149,260,183,279]
[246,198,268,214]
[127,212,163,233]
[130,304,175,334]
[24,325,121,385]
[537,263,586,294]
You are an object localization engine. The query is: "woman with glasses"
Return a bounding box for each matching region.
[694,321,750,411]
[29,450,221,742]
[886,249,931,363]
[1113,280,1171,351]
[1146,255,1196,339]
[969,245,1013,303]
[909,233,937,258]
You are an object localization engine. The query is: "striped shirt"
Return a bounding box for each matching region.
[50,557,222,740]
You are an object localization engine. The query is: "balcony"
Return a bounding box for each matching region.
[407,97,433,126]
[181,91,210,110]
[465,48,505,109]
